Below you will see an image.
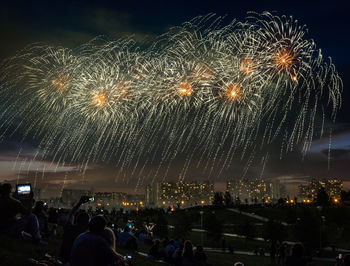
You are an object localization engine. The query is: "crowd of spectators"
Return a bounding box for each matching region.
[0,183,130,265]
[1,182,350,266]
[0,183,42,243]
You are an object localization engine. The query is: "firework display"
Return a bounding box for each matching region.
[0,12,342,178]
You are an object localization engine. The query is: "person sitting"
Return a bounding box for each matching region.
[138,230,145,242]
[165,239,176,262]
[172,243,184,265]
[182,240,196,266]
[58,196,90,264]
[118,226,137,250]
[148,239,161,260]
[102,227,116,250]
[0,183,41,242]
[70,215,125,266]
[32,201,49,236]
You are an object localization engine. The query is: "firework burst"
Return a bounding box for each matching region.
[0,12,342,182]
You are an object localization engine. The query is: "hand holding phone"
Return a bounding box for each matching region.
[80,195,94,204]
[80,196,90,204]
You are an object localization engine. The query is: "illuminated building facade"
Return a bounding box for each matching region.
[93,192,144,209]
[145,181,214,207]
[226,178,281,203]
[298,178,342,201]
[94,192,127,206]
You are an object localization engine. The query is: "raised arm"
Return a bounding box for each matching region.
[66,196,90,225]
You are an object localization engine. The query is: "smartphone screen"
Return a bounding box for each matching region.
[17,184,31,195]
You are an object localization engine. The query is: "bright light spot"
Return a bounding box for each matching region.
[92,92,106,106]
[51,74,69,90]
[274,51,294,70]
[178,81,193,96]
[225,84,241,100]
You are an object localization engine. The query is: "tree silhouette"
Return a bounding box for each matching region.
[213,192,224,206]
[316,187,330,207]
[224,191,233,207]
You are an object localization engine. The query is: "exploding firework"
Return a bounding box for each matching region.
[0,12,342,182]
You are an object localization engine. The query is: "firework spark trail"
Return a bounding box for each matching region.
[0,12,342,184]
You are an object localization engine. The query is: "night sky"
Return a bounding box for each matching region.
[0,0,349,197]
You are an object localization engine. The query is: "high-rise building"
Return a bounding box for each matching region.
[226,178,282,203]
[298,178,342,201]
[94,192,127,206]
[93,192,145,208]
[145,181,214,207]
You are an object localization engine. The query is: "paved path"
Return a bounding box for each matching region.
[227,208,289,226]
[137,247,337,263]
[225,208,350,253]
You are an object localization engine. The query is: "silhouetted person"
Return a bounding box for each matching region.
[270,241,277,265]
[149,239,161,260]
[182,240,195,266]
[0,183,41,242]
[278,242,286,265]
[59,196,90,264]
[172,243,184,265]
[165,239,176,262]
[118,225,137,250]
[33,201,49,236]
[102,227,116,250]
[70,215,125,266]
